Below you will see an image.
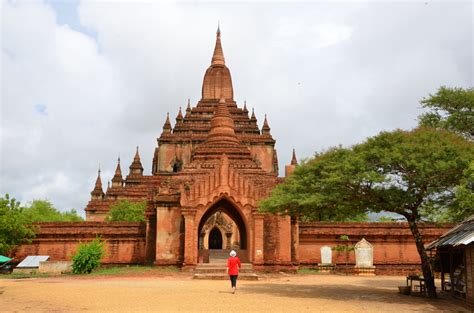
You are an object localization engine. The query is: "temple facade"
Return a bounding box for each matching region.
[84,28,298,269]
[14,28,453,274]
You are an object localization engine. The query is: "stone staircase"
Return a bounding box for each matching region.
[193,262,259,280]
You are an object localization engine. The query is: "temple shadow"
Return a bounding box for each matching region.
[240,283,467,311]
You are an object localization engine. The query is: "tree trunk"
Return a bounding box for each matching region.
[407,217,437,298]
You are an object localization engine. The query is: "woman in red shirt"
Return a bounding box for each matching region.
[226,250,241,294]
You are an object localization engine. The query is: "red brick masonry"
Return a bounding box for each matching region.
[298,222,453,274]
[13,221,451,274]
[14,222,146,264]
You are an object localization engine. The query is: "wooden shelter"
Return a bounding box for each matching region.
[427,215,474,303]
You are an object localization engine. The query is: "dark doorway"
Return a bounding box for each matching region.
[209,227,223,249]
[197,198,249,263]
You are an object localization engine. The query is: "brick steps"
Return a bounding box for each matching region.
[193,262,258,280]
[193,273,259,280]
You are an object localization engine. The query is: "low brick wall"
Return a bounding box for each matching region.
[298,222,452,274]
[14,222,146,264]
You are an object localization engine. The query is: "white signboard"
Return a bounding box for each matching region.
[355,238,373,268]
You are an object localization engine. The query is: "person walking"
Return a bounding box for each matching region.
[226,250,241,294]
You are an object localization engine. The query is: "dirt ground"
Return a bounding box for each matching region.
[0,274,470,313]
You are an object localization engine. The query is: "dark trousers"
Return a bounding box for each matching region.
[229,275,238,288]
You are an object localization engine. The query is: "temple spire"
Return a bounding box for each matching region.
[95,168,102,189]
[243,100,248,114]
[211,24,225,66]
[262,114,271,135]
[112,157,123,187]
[129,146,144,175]
[202,26,233,100]
[176,107,183,122]
[250,108,257,126]
[186,99,191,117]
[163,112,172,133]
[291,149,298,165]
[91,168,104,199]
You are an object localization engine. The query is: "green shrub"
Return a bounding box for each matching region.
[72,237,105,274]
[105,200,146,222]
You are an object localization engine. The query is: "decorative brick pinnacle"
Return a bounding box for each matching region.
[91,168,104,197]
[176,107,183,121]
[211,26,225,66]
[262,114,270,134]
[291,149,298,165]
[129,146,144,174]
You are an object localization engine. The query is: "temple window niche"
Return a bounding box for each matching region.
[172,158,183,172]
[199,211,240,250]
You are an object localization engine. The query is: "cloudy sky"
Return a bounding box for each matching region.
[1,0,472,216]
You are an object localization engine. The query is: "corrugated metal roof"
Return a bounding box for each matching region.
[16,256,49,268]
[427,215,474,250]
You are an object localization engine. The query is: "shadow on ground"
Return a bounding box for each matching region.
[240,283,469,312]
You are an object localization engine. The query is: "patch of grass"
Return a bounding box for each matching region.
[297,268,320,275]
[0,272,51,279]
[88,267,124,276]
[86,265,180,276]
[151,266,180,273]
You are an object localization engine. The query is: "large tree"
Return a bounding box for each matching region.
[0,194,36,256]
[418,86,473,141]
[260,128,473,298]
[23,200,83,222]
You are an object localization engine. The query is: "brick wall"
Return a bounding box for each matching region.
[298,222,453,274]
[14,222,146,264]
[263,215,279,264]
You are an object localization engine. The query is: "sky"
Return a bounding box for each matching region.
[1,0,472,216]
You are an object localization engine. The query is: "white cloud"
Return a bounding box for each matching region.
[1,1,472,214]
[22,172,78,204]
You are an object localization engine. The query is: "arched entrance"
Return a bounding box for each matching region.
[208,227,223,249]
[197,197,248,263]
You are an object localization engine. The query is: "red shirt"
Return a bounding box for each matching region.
[227,256,241,275]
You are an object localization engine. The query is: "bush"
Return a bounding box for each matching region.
[72,238,105,274]
[105,200,146,222]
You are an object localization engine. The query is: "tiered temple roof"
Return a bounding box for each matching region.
[85,27,295,220]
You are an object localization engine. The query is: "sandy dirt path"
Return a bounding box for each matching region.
[0,274,469,312]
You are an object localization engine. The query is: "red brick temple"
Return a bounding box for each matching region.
[14,28,452,273]
[84,27,295,268]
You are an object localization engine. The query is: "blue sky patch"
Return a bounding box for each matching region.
[45,0,98,40]
[34,103,48,116]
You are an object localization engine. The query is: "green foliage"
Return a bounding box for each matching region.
[332,235,355,276]
[260,127,473,297]
[377,216,400,222]
[418,86,474,141]
[23,200,83,222]
[0,194,36,255]
[0,272,51,279]
[454,160,474,217]
[261,128,473,223]
[72,237,105,274]
[105,200,146,222]
[88,265,179,276]
[260,151,369,222]
[332,235,355,253]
